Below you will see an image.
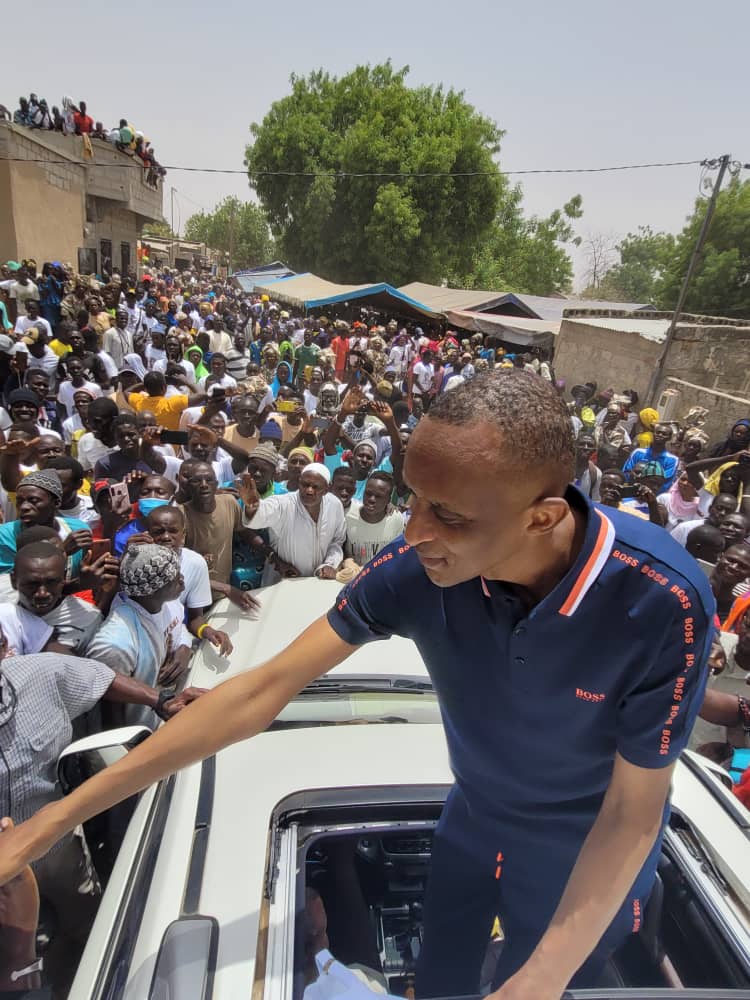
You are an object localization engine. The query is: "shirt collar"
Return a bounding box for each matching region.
[480,486,616,618]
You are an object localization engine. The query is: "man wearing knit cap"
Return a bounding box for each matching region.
[0,470,92,587]
[85,543,194,728]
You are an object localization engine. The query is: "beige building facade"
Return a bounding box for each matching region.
[0,121,163,275]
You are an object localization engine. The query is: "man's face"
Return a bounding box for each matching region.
[10,400,37,424]
[708,495,737,526]
[188,433,212,462]
[115,423,140,456]
[576,437,596,462]
[69,331,84,352]
[737,609,750,657]
[188,466,218,503]
[67,357,85,380]
[247,457,276,492]
[331,474,356,508]
[55,468,80,505]
[652,424,673,449]
[74,394,92,420]
[303,332,313,346]
[288,453,309,477]
[25,301,39,320]
[682,439,702,462]
[719,513,749,545]
[116,309,128,329]
[26,372,49,398]
[298,471,327,509]
[210,357,226,377]
[715,545,750,588]
[362,478,391,519]
[403,418,568,588]
[146,302,157,317]
[599,474,623,505]
[147,509,185,550]
[14,555,65,614]
[36,436,65,465]
[731,424,749,443]
[140,477,173,500]
[16,486,56,526]
[234,334,246,351]
[233,400,258,435]
[352,446,376,478]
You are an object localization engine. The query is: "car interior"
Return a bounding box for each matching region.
[294,807,750,998]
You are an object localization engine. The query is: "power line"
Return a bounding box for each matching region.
[0,155,709,177]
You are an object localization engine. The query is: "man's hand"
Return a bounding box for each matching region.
[369,399,394,424]
[339,386,368,417]
[227,585,261,613]
[273,556,301,579]
[141,426,163,448]
[161,686,208,717]
[0,438,39,456]
[317,566,337,580]
[187,423,217,448]
[80,551,120,592]
[634,484,656,504]
[489,968,563,1000]
[62,529,93,556]
[237,472,260,517]
[202,626,233,656]
[158,645,192,686]
[0,820,39,934]
[124,532,154,548]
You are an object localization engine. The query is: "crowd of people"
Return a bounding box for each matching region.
[0,255,748,994]
[1,94,166,187]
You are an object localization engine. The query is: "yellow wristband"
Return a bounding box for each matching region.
[196,623,209,639]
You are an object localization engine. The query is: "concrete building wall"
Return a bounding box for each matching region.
[552,319,662,397]
[658,378,750,441]
[0,121,163,274]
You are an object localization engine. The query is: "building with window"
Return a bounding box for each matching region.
[0,121,163,276]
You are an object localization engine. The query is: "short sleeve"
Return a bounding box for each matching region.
[327,541,419,647]
[168,395,188,414]
[54,655,115,718]
[0,605,52,655]
[617,588,712,768]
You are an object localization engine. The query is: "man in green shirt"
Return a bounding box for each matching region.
[293,330,321,385]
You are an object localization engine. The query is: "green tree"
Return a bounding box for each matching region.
[245,62,504,285]
[656,178,750,317]
[184,197,274,270]
[579,226,674,303]
[142,220,176,239]
[447,191,583,295]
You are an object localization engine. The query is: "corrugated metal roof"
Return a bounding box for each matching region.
[398,282,510,313]
[513,294,655,321]
[445,309,559,346]
[563,316,672,343]
[253,273,441,320]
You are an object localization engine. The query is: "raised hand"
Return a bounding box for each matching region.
[237,472,260,517]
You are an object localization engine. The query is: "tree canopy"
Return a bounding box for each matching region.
[582,180,750,317]
[184,197,274,270]
[246,62,507,286]
[447,191,583,295]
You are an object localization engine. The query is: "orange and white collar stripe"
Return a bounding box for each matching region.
[480,507,616,614]
[557,508,616,616]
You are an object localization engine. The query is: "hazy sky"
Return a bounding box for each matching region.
[7,0,748,288]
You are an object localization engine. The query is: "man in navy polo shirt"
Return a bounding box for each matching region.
[0,376,713,1000]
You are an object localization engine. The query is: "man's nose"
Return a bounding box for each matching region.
[404,499,436,546]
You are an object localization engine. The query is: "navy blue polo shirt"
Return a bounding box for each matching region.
[328,487,714,847]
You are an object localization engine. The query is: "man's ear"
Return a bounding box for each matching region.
[525,496,570,536]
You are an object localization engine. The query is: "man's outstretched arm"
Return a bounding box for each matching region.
[0,616,356,883]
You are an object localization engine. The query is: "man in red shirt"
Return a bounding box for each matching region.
[329,323,350,380]
[73,101,93,135]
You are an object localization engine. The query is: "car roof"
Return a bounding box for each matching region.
[124,723,452,999]
[189,578,429,688]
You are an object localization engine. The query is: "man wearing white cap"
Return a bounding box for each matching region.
[238,463,345,583]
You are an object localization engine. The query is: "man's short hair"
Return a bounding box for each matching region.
[332,466,357,481]
[16,526,61,550]
[89,397,118,420]
[427,372,575,487]
[14,540,65,569]
[368,470,394,488]
[44,455,85,482]
[144,371,165,394]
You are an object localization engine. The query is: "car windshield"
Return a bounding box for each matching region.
[272,674,441,727]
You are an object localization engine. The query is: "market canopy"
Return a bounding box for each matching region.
[445,309,560,348]
[253,273,441,321]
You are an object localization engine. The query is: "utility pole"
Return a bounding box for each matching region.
[170,186,177,268]
[645,154,731,406]
[228,199,236,276]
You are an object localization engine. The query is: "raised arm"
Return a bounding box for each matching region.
[0,616,356,883]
